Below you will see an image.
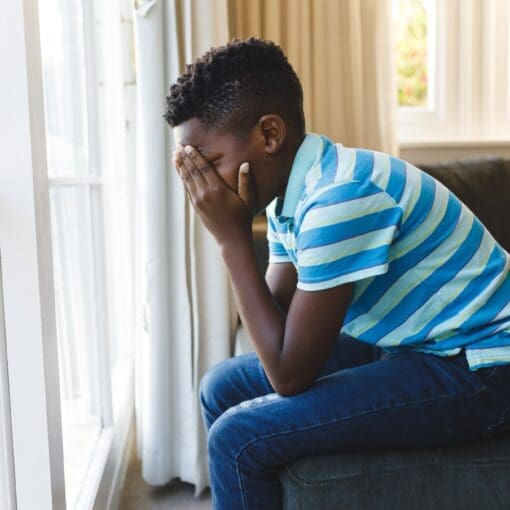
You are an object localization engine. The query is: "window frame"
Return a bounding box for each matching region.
[0,0,137,507]
[42,0,137,506]
[1,0,66,507]
[0,259,16,510]
[395,0,510,144]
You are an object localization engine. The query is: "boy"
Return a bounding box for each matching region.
[165,37,510,510]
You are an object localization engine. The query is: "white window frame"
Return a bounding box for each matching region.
[0,0,137,508]
[45,0,137,507]
[0,252,17,510]
[396,0,510,144]
[1,0,66,507]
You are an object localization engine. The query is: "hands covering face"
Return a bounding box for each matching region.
[172,144,256,246]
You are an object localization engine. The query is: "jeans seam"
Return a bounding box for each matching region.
[237,463,248,510]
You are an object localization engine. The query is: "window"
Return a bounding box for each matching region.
[394,0,435,109]
[392,0,510,142]
[38,0,136,506]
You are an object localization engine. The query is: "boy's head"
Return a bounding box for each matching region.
[164,37,306,214]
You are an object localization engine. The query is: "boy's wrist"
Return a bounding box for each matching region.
[218,228,253,258]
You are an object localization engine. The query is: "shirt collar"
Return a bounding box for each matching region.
[275,132,325,221]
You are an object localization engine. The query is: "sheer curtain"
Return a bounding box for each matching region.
[132,0,237,496]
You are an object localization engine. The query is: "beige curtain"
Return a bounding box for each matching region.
[228,0,399,156]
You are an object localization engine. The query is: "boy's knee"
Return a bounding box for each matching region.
[199,358,232,407]
[207,406,245,457]
[199,353,261,410]
[198,365,217,408]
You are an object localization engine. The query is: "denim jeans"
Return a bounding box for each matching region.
[199,333,510,510]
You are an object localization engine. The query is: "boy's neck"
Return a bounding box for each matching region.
[276,132,307,200]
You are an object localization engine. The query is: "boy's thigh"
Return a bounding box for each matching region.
[200,330,382,409]
[211,350,509,467]
[200,332,381,411]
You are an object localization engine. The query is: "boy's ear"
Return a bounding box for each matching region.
[257,114,287,155]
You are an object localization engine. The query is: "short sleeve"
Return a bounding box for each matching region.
[295,180,403,291]
[266,215,292,264]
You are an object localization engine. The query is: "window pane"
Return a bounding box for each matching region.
[102,177,135,419]
[394,0,430,107]
[38,0,135,504]
[104,180,133,370]
[49,187,102,507]
[38,0,91,177]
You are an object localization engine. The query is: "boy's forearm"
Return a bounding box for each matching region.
[220,235,287,393]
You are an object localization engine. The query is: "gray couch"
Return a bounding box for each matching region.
[238,156,510,509]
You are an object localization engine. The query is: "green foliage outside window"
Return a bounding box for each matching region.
[395,0,428,107]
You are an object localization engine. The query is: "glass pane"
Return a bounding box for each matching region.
[38,0,91,177]
[104,181,133,370]
[102,178,135,419]
[394,0,430,107]
[49,187,102,507]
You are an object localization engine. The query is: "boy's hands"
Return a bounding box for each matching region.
[172,144,256,247]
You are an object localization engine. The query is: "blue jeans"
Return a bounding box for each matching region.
[199,333,510,510]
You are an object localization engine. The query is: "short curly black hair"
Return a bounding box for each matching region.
[164,37,305,140]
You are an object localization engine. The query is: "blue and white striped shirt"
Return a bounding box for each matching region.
[266,132,510,371]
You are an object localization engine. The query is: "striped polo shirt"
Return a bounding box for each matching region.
[265,132,510,371]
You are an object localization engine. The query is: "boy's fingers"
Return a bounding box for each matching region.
[183,145,223,186]
[179,147,208,187]
[173,152,197,195]
[238,162,255,208]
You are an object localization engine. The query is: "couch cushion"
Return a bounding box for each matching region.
[418,157,510,253]
[280,429,510,509]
